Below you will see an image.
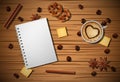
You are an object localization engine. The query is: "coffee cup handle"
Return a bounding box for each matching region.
[102,25,107,29]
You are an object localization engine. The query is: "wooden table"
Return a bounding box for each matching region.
[0,0,120,82]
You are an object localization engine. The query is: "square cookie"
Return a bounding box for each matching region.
[57,27,68,38]
[20,67,33,78]
[99,36,111,47]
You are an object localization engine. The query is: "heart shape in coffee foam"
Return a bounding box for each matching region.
[85,25,100,39]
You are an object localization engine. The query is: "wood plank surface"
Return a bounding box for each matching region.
[0,0,120,82]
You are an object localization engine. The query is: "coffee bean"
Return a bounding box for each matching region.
[81,18,86,24]
[106,18,111,23]
[101,21,107,26]
[112,33,118,39]
[13,73,19,79]
[111,66,116,72]
[18,17,24,22]
[37,7,42,13]
[78,4,84,9]
[66,56,72,62]
[91,71,97,76]
[75,45,80,51]
[8,43,13,49]
[96,10,102,15]
[77,31,81,37]
[6,6,11,12]
[57,44,63,50]
[104,48,110,54]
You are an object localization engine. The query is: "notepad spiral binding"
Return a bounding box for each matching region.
[16,27,28,66]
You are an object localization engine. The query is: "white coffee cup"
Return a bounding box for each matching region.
[81,20,107,43]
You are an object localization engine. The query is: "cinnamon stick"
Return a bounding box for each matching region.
[3,4,23,29]
[46,70,76,75]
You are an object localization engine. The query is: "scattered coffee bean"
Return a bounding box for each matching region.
[78,4,84,9]
[91,71,97,76]
[96,10,102,15]
[81,18,86,24]
[106,18,111,23]
[13,73,19,79]
[77,31,81,37]
[112,33,118,39]
[101,21,107,26]
[111,66,116,72]
[104,48,110,54]
[18,17,24,22]
[8,43,13,49]
[75,45,80,51]
[6,6,11,12]
[37,7,42,13]
[66,56,72,62]
[57,44,63,50]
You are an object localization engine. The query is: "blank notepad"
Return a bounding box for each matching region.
[15,18,57,68]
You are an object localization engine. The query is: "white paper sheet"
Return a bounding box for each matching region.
[15,18,57,68]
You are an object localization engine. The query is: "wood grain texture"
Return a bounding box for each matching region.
[0,0,120,82]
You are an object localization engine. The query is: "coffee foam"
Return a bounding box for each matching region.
[81,21,103,43]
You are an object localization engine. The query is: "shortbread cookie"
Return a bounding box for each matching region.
[48,2,63,17]
[58,9,71,22]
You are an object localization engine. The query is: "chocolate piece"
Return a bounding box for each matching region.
[57,44,63,50]
[106,18,111,23]
[81,18,86,24]
[91,71,97,76]
[78,4,84,9]
[112,33,118,39]
[104,49,110,54]
[13,73,19,79]
[6,6,11,12]
[101,21,107,26]
[77,31,81,36]
[75,45,80,51]
[37,7,42,13]
[8,43,13,49]
[66,56,72,62]
[96,10,102,15]
[18,17,24,22]
[111,66,116,72]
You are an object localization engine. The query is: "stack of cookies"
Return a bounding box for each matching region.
[48,2,71,22]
